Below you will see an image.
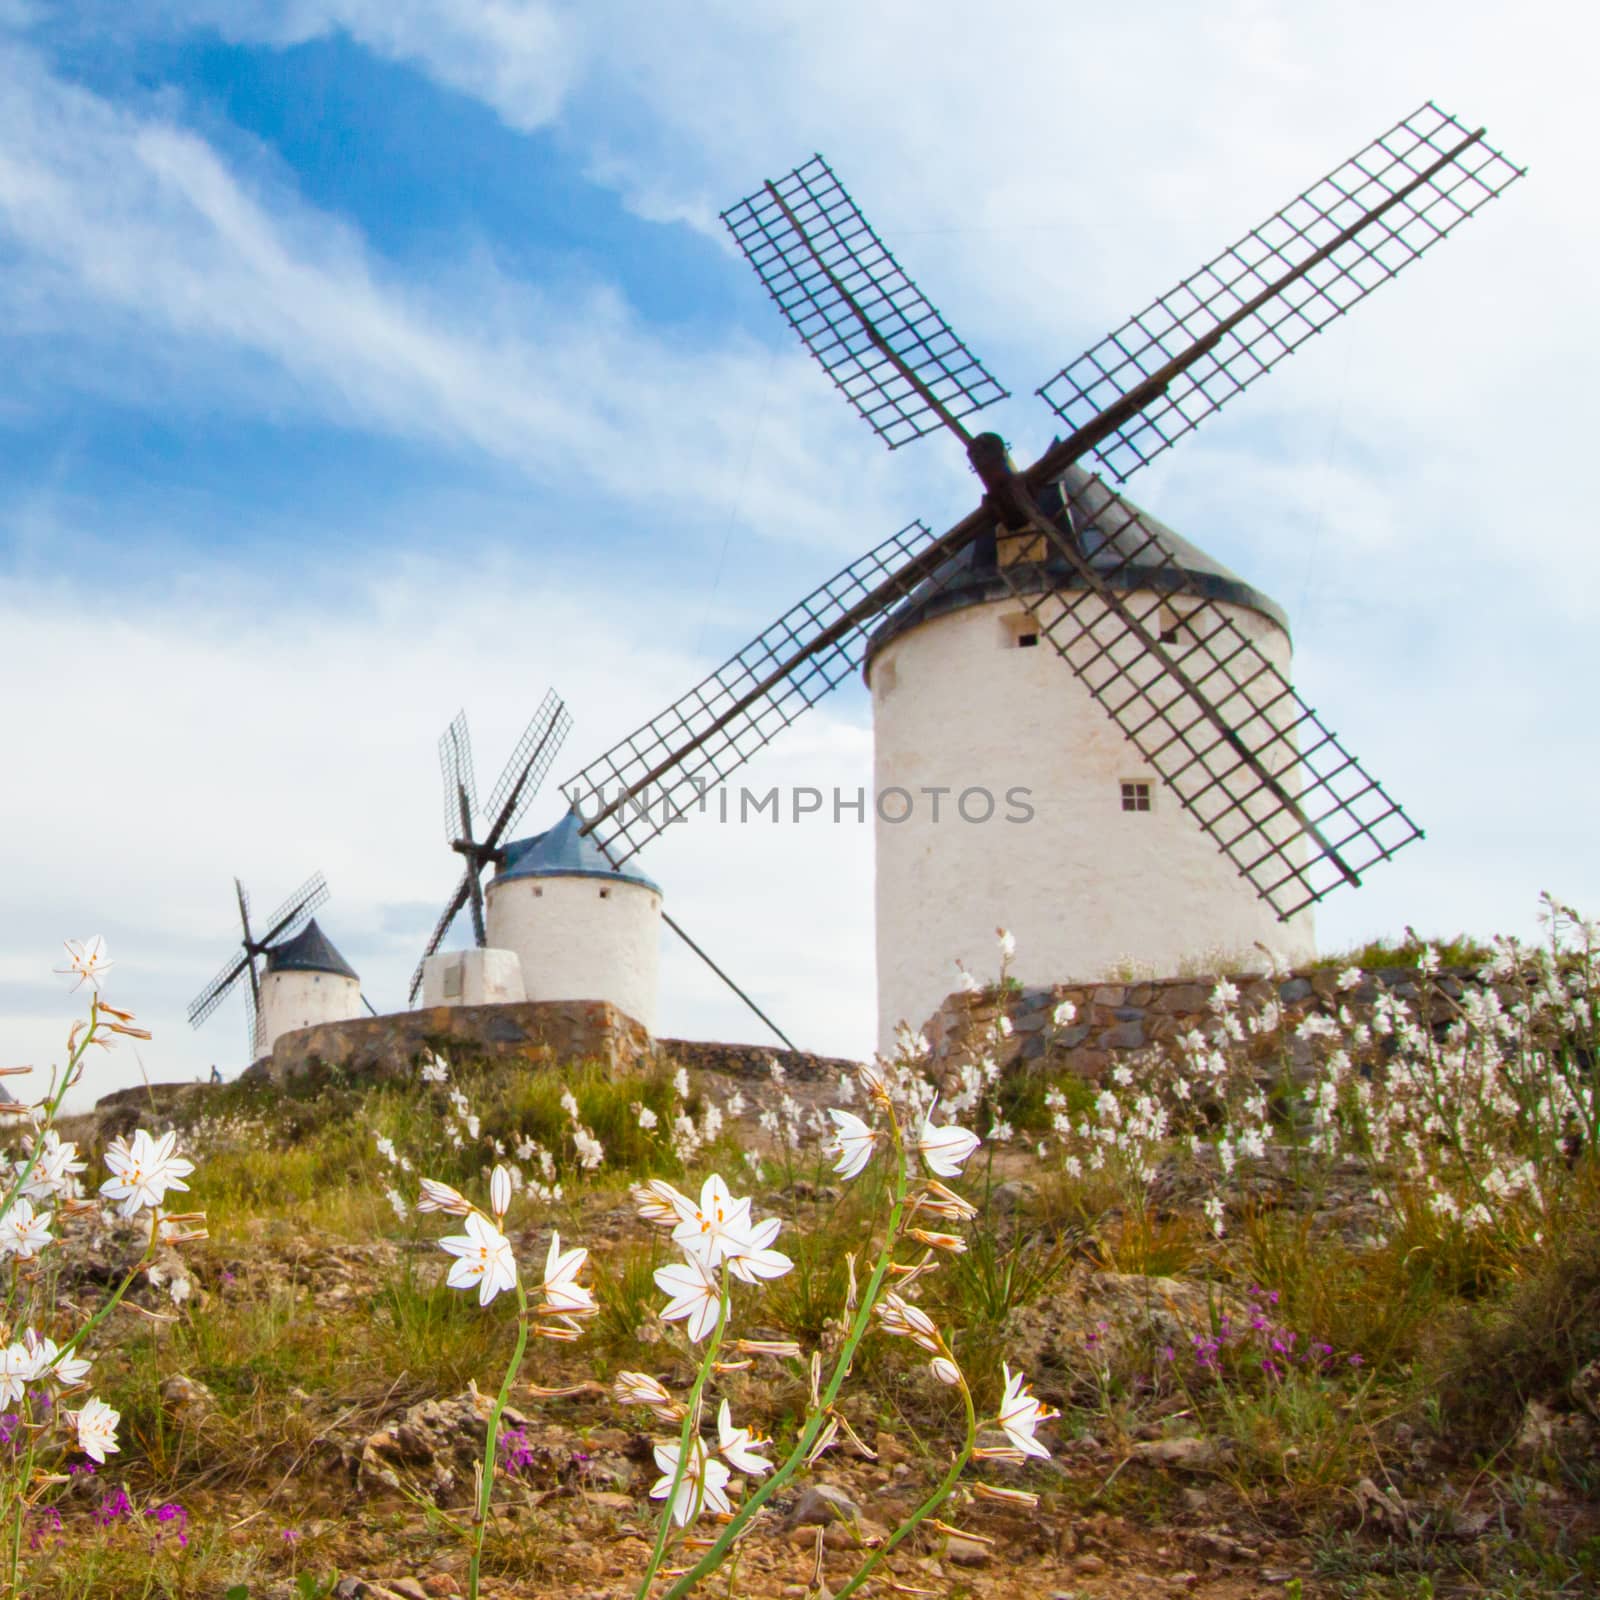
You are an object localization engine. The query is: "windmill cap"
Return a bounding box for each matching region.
[264,918,359,981]
[863,461,1288,669]
[495,807,662,896]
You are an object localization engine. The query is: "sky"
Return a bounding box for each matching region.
[1,1,1594,1105]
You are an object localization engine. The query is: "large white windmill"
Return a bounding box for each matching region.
[552,103,1522,1053]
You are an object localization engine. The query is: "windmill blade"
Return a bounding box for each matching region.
[1037,103,1524,484]
[562,515,987,867]
[439,711,479,841]
[186,947,255,1028]
[482,689,573,847]
[723,154,1008,449]
[662,911,796,1051]
[258,872,330,946]
[408,870,475,1004]
[997,469,1421,918]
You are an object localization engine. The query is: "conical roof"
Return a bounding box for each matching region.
[864,462,1287,667]
[264,918,359,981]
[496,807,661,895]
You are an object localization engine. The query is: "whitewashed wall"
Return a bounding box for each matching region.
[870,590,1316,1053]
[255,968,363,1059]
[485,874,661,1032]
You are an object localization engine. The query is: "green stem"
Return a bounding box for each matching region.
[832,1368,977,1600]
[468,1280,531,1600]
[634,1279,731,1600]
[52,1212,160,1366]
[0,1003,99,1234]
[660,1118,911,1600]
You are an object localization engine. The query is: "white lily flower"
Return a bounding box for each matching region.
[997,926,1016,960]
[22,1331,91,1388]
[723,1215,793,1284]
[671,1174,754,1266]
[0,1344,31,1406]
[439,1212,518,1306]
[875,1292,943,1353]
[71,1396,121,1463]
[489,1164,513,1221]
[632,1178,695,1228]
[915,1110,981,1178]
[56,936,112,992]
[416,1178,472,1216]
[21,1132,86,1200]
[654,1251,723,1343]
[540,1231,593,1314]
[99,1129,194,1218]
[650,1438,731,1526]
[716,1398,772,1476]
[0,1198,53,1260]
[996,1363,1057,1460]
[824,1109,879,1180]
[613,1371,677,1411]
[930,1356,963,1386]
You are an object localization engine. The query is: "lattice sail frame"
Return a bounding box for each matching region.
[1039,102,1525,482]
[439,713,478,839]
[563,518,973,867]
[1002,474,1420,918]
[722,155,1009,447]
[186,871,329,1048]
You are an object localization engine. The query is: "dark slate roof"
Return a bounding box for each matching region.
[863,462,1287,668]
[264,918,359,981]
[496,807,662,895]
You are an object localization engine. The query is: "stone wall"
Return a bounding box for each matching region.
[923,966,1481,1082]
[657,1039,863,1085]
[249,999,655,1084]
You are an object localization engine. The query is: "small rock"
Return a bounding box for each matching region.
[1074,1553,1106,1575]
[945,1535,991,1567]
[1131,1436,1229,1470]
[421,1577,459,1598]
[390,1581,429,1600]
[159,1373,217,1419]
[783,1483,860,1530]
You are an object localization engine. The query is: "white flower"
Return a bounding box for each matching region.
[571,1126,605,1170]
[999,1015,1014,1038]
[633,1179,694,1228]
[915,1110,981,1178]
[438,1212,518,1306]
[72,1396,121,1463]
[654,1252,722,1343]
[489,1165,513,1221]
[0,1344,32,1405]
[996,1364,1056,1460]
[559,1089,580,1120]
[956,965,981,994]
[988,1119,1015,1144]
[634,1103,659,1131]
[419,1052,450,1084]
[723,1215,793,1284]
[539,1231,593,1314]
[671,1174,754,1266]
[99,1129,195,1218]
[997,927,1016,960]
[930,1356,963,1386]
[613,1371,676,1411]
[0,1198,53,1260]
[22,1332,91,1388]
[1052,1000,1076,1027]
[385,1186,409,1222]
[875,1292,942,1353]
[824,1109,879,1181]
[56,936,111,992]
[416,1178,472,1216]
[650,1438,730,1526]
[672,1066,690,1099]
[21,1132,85,1201]
[716,1399,771,1476]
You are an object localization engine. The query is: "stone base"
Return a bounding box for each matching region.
[421,948,527,1008]
[248,999,654,1084]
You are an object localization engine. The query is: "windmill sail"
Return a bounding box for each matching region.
[1037,103,1524,483]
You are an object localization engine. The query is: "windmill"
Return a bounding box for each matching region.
[409,688,574,1002]
[187,872,331,1057]
[411,689,800,1048]
[552,102,1524,1047]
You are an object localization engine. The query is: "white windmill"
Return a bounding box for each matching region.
[552,104,1522,1053]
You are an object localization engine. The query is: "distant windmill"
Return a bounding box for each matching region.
[552,102,1525,1048]
[409,688,574,1002]
[187,872,334,1057]
[411,690,797,1048]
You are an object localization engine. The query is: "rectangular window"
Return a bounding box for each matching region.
[1121,780,1152,812]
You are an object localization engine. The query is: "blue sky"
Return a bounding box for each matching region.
[1,1,1594,1102]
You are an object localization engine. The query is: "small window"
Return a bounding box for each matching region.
[1121,780,1152,812]
[599,887,611,900]
[1017,631,1038,648]
[1003,613,1041,649]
